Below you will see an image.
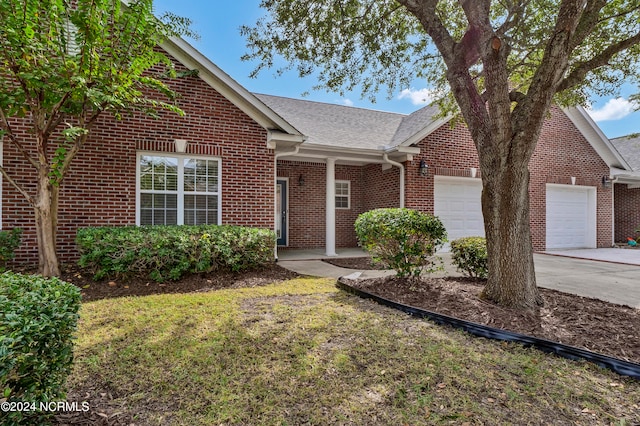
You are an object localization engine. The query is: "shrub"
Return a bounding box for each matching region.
[0,228,22,268]
[450,236,488,279]
[0,272,81,425]
[76,225,276,281]
[354,208,447,278]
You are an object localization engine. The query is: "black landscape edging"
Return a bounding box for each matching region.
[336,278,640,380]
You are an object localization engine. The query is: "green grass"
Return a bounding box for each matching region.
[69,278,640,425]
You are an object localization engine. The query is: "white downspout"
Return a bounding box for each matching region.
[383,154,405,208]
[273,145,300,261]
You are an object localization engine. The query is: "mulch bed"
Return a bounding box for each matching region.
[342,275,640,365]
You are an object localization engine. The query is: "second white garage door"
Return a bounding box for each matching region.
[434,176,484,250]
[545,184,596,250]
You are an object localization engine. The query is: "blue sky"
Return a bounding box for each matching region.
[153,0,639,139]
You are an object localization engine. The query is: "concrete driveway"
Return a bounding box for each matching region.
[534,253,640,308]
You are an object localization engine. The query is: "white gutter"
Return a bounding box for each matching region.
[273,146,300,260]
[383,154,405,208]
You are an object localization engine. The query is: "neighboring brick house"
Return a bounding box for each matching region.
[259,94,627,254]
[609,134,640,242]
[1,36,629,264]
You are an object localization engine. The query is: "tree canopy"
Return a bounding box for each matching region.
[0,0,193,276]
[242,0,639,111]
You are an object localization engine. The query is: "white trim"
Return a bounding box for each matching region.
[335,180,351,210]
[161,37,303,136]
[562,106,631,170]
[545,184,597,250]
[396,115,454,147]
[325,158,337,256]
[136,151,222,226]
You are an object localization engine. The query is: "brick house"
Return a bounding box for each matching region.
[608,134,640,242]
[1,37,628,264]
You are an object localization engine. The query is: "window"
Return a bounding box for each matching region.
[335,180,350,209]
[137,153,221,225]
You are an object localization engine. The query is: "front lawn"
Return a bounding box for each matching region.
[60,277,640,425]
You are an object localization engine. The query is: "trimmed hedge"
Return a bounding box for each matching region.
[76,225,276,281]
[355,208,447,278]
[0,272,81,425]
[450,236,488,279]
[0,228,22,268]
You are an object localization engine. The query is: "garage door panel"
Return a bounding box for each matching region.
[434,177,484,251]
[546,185,595,250]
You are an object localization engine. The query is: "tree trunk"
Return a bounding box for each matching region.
[34,170,60,277]
[480,161,543,310]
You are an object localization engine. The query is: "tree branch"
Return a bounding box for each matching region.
[0,163,32,205]
[569,0,607,50]
[0,108,40,169]
[557,30,640,93]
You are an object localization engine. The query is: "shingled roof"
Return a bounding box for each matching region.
[255,93,442,151]
[610,134,640,171]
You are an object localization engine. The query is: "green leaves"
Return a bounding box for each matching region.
[0,272,80,425]
[450,236,488,279]
[76,225,276,282]
[0,0,194,168]
[243,0,640,107]
[355,208,447,278]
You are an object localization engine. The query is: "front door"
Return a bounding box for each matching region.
[276,179,288,246]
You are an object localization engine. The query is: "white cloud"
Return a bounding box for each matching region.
[341,98,354,107]
[397,88,437,106]
[586,97,639,122]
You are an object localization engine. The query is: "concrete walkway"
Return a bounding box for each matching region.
[277,249,640,308]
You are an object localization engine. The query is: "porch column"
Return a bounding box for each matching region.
[325,157,337,256]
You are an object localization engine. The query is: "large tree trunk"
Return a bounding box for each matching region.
[480,161,543,310]
[34,170,60,277]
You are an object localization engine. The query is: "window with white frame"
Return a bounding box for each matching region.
[137,153,221,226]
[335,180,350,209]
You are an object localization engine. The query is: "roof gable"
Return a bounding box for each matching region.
[160,37,302,138]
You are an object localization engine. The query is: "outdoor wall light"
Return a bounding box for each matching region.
[298,174,305,186]
[419,159,428,176]
[602,175,613,188]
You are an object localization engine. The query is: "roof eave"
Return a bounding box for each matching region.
[160,37,303,137]
[396,114,454,147]
[562,106,632,171]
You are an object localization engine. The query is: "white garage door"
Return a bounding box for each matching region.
[434,177,484,250]
[546,185,596,250]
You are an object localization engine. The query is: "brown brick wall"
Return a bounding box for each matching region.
[3,59,274,265]
[277,160,366,248]
[404,106,613,251]
[614,184,640,242]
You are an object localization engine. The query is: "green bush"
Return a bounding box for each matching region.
[76,225,276,281]
[0,228,22,268]
[0,272,81,425]
[354,208,447,278]
[450,236,488,279]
